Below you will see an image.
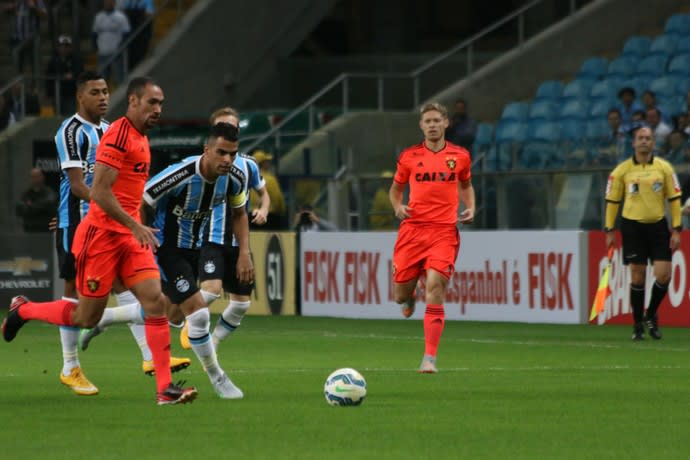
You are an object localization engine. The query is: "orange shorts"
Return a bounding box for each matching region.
[392,222,459,283]
[72,222,160,297]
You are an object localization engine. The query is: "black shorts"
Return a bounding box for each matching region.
[620,217,671,265]
[157,246,200,304]
[198,242,255,296]
[55,226,77,280]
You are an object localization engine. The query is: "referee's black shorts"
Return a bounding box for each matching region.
[620,217,671,265]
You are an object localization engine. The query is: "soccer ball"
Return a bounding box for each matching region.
[323,368,367,406]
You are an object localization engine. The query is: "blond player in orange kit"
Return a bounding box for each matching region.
[389,102,475,373]
[3,77,198,405]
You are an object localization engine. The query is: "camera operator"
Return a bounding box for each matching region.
[293,204,337,232]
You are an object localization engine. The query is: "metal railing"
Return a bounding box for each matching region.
[242,0,589,157]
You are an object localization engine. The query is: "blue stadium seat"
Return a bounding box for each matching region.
[621,36,652,58]
[664,14,690,36]
[558,99,590,120]
[495,121,528,144]
[635,75,653,93]
[636,55,670,79]
[527,121,561,142]
[585,119,609,140]
[560,119,584,141]
[676,39,690,55]
[589,98,617,118]
[649,76,683,98]
[590,79,623,99]
[619,77,645,98]
[668,54,690,77]
[474,123,494,146]
[607,57,639,79]
[659,95,684,117]
[535,80,564,100]
[648,34,679,57]
[677,79,690,96]
[528,100,559,121]
[500,102,530,122]
[577,57,608,80]
[562,79,594,100]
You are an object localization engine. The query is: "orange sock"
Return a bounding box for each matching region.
[144,316,172,393]
[18,299,76,326]
[423,304,445,357]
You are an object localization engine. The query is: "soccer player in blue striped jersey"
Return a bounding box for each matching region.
[80,122,253,399]
[56,72,189,395]
[191,107,270,350]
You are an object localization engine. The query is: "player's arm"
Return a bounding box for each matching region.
[389,181,411,219]
[458,179,475,224]
[251,185,270,225]
[229,194,254,283]
[91,163,159,248]
[65,167,90,201]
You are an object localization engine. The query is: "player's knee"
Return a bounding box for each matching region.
[425,281,446,303]
[72,309,102,328]
[394,291,410,304]
[200,280,222,296]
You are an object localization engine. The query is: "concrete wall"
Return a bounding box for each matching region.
[109,0,336,118]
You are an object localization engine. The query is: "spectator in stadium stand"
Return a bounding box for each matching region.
[116,0,153,69]
[15,167,57,232]
[2,0,47,74]
[617,87,643,133]
[250,150,286,230]
[292,204,336,232]
[666,130,689,164]
[45,34,84,116]
[444,98,477,150]
[646,107,672,151]
[681,109,690,137]
[8,81,40,120]
[92,0,130,84]
[604,126,682,341]
[642,90,669,124]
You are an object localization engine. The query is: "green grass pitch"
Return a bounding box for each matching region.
[1,315,690,459]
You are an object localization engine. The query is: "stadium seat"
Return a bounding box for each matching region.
[618,77,645,98]
[636,55,670,79]
[677,79,690,96]
[648,34,679,57]
[621,36,652,58]
[590,79,623,99]
[527,121,561,142]
[577,57,608,80]
[535,80,564,100]
[500,102,530,122]
[676,38,690,55]
[659,95,684,117]
[664,14,690,36]
[560,119,584,141]
[495,121,528,144]
[528,100,559,121]
[474,123,494,146]
[607,56,639,79]
[562,79,594,100]
[668,54,690,77]
[558,99,590,120]
[589,98,617,118]
[585,119,610,140]
[520,142,555,169]
[649,75,684,98]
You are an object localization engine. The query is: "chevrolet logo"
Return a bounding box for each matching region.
[0,257,48,276]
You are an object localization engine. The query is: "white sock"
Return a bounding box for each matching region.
[186,308,223,381]
[60,297,80,376]
[116,291,152,361]
[212,300,250,347]
[201,289,220,306]
[98,301,144,327]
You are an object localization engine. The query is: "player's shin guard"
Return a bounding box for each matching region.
[144,316,172,393]
[423,304,445,357]
[630,284,645,324]
[646,281,669,319]
[187,308,222,381]
[212,300,250,345]
[19,298,77,326]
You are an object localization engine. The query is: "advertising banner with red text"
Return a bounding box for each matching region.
[588,231,690,327]
[301,231,584,323]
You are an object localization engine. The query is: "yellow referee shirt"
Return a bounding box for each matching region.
[605,155,682,228]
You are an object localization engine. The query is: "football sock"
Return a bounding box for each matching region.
[144,316,172,393]
[59,297,81,375]
[212,300,250,347]
[18,298,77,326]
[116,291,152,361]
[97,301,144,327]
[630,284,645,324]
[423,304,445,357]
[187,308,223,381]
[646,281,669,319]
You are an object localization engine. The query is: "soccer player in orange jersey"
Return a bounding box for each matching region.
[2,77,197,405]
[389,102,475,373]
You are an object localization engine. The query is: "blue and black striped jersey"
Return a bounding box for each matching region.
[144,155,247,250]
[206,153,264,247]
[54,114,109,228]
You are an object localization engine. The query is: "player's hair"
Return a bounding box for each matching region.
[76,71,105,92]
[208,122,239,143]
[209,107,240,125]
[126,76,157,98]
[419,102,448,119]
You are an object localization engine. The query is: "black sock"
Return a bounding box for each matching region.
[646,281,669,319]
[630,284,645,324]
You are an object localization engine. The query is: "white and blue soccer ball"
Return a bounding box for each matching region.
[323,368,367,407]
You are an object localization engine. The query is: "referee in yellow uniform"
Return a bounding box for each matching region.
[604,126,682,340]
